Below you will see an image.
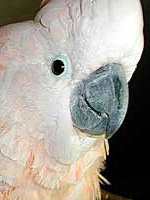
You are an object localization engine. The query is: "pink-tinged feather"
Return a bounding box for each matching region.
[0,64,5,74]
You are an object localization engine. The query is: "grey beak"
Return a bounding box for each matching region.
[70,63,128,138]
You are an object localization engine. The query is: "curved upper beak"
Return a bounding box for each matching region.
[70,63,128,138]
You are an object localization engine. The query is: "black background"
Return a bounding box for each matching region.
[0,1,149,199]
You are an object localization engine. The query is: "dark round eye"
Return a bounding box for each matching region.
[51,59,65,76]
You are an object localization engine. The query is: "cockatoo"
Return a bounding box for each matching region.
[0,0,144,199]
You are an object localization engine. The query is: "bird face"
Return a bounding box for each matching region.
[34,0,144,165]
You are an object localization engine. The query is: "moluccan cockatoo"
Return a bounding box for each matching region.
[0,0,144,199]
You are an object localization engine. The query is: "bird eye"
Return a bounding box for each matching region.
[52,60,65,76]
[51,55,69,76]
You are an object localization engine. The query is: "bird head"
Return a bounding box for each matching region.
[33,0,144,164]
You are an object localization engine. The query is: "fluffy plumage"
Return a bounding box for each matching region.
[0,0,144,199]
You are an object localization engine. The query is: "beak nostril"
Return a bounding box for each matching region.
[94,65,110,75]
